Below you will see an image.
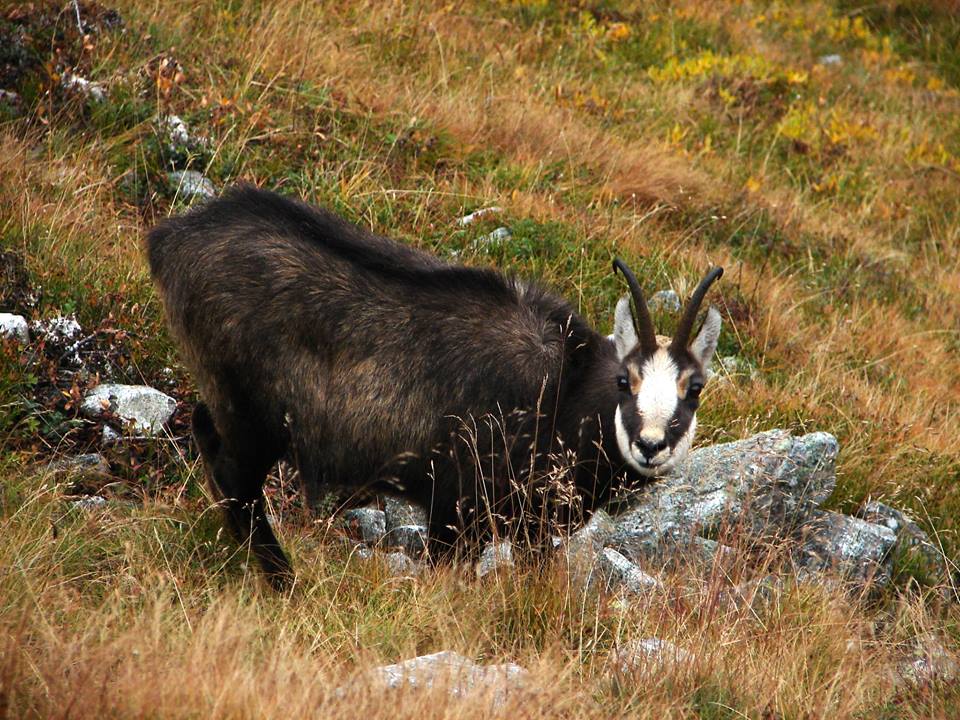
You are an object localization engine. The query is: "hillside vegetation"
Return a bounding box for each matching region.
[2,1,959,717]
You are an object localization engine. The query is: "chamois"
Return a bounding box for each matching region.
[147,186,723,589]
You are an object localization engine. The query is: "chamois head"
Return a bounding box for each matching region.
[611,259,723,477]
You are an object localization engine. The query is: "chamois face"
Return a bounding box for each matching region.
[610,296,722,477]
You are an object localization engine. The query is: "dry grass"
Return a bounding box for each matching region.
[2,0,960,716]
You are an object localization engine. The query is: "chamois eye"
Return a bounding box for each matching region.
[688,382,704,399]
[617,375,630,392]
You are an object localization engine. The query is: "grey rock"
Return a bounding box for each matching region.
[353,544,374,560]
[160,114,208,150]
[457,207,502,226]
[167,170,216,200]
[590,548,661,596]
[648,289,681,313]
[722,575,780,611]
[611,638,695,675]
[565,509,616,559]
[0,313,29,343]
[794,509,897,586]
[61,73,106,102]
[343,507,386,544]
[70,495,107,510]
[45,453,110,483]
[383,551,421,576]
[81,384,177,435]
[381,525,428,557]
[856,501,947,582]
[476,541,514,578]
[612,430,839,562]
[477,227,512,246]
[709,355,758,384]
[384,496,429,530]
[353,651,528,709]
[32,315,84,365]
[893,634,959,688]
[818,54,843,66]
[101,425,121,444]
[32,315,82,344]
[0,89,20,104]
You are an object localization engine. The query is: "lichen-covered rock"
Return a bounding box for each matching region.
[81,384,177,435]
[565,509,616,558]
[0,313,29,343]
[612,430,838,557]
[892,634,959,688]
[167,170,216,199]
[476,541,514,578]
[381,525,428,557]
[611,638,695,675]
[383,551,421,576]
[61,73,106,102]
[70,495,107,511]
[44,453,110,484]
[346,651,528,709]
[648,289,681,313]
[856,501,947,583]
[794,509,897,586]
[343,507,386,544]
[589,548,661,596]
[384,497,429,530]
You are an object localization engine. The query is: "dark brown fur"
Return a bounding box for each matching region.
[147,186,639,589]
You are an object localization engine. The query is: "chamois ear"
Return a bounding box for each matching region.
[613,295,639,361]
[690,306,721,371]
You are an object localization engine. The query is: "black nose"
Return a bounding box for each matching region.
[634,438,668,460]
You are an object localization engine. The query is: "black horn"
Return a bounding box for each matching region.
[671,266,724,351]
[613,258,658,356]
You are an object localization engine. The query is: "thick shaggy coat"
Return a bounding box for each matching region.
[147,186,720,588]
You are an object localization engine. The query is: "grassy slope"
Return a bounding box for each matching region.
[2,0,960,717]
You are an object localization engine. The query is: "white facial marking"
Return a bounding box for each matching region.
[636,349,678,444]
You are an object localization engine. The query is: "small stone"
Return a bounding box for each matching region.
[476,541,514,579]
[101,425,121,444]
[343,507,386,544]
[81,384,177,435]
[477,227,511,246]
[61,73,106,102]
[0,313,29,343]
[71,495,107,510]
[381,525,428,557]
[344,651,528,709]
[383,551,420,576]
[45,453,110,483]
[161,114,198,148]
[457,207,502,226]
[167,170,216,200]
[32,315,82,344]
[0,89,20,104]
[647,289,681,313]
[611,638,695,675]
[818,54,843,66]
[591,548,661,596]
